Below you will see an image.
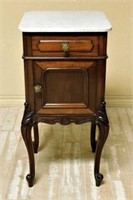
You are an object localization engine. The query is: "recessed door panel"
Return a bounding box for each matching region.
[43,68,87,108]
[33,61,98,113]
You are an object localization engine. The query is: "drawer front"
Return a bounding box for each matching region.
[31,36,98,57]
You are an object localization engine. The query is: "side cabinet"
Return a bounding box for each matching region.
[23,33,107,116]
[19,11,112,187]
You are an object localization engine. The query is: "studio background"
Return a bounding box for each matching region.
[1,0,133,107]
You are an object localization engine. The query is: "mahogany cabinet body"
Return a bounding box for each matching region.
[21,32,109,187]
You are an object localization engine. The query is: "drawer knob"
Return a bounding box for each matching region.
[62,42,69,56]
[34,84,42,94]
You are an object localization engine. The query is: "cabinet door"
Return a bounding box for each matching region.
[33,60,100,114]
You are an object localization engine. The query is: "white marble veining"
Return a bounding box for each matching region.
[19,11,112,32]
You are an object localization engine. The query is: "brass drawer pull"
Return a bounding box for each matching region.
[62,42,69,52]
[34,84,42,93]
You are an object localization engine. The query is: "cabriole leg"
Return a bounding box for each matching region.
[94,102,109,186]
[21,102,35,187]
[21,125,35,187]
[33,123,39,153]
[91,121,96,152]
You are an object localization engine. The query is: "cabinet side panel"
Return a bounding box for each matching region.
[98,33,107,56]
[88,62,97,112]
[96,60,106,110]
[23,33,32,56]
[24,60,34,110]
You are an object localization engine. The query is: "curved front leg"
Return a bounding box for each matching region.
[21,125,35,187]
[90,121,96,152]
[21,102,35,187]
[94,102,109,186]
[33,123,39,153]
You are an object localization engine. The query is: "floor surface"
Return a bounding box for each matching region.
[0,107,133,200]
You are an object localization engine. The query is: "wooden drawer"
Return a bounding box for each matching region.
[31,35,98,57]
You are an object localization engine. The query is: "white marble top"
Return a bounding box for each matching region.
[19,11,112,32]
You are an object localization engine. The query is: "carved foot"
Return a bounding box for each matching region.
[26,174,35,187]
[95,173,103,187]
[94,102,109,186]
